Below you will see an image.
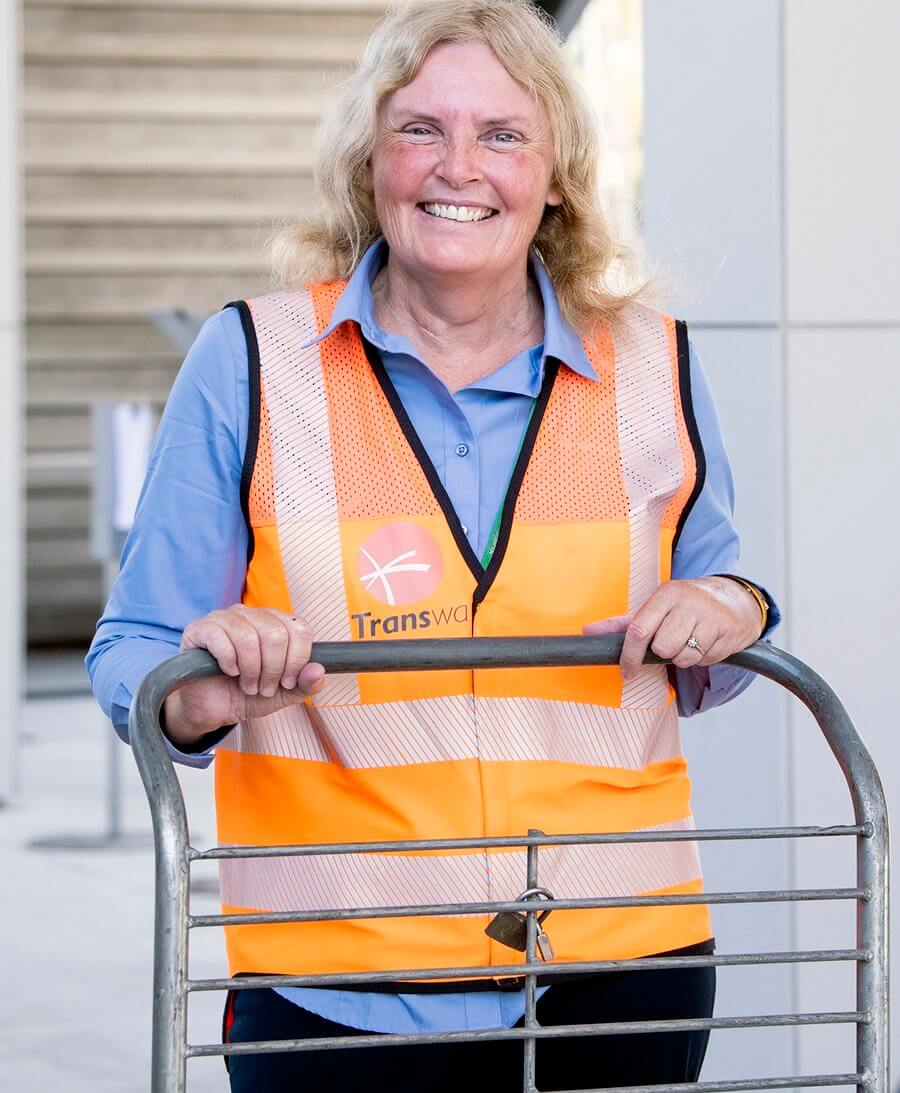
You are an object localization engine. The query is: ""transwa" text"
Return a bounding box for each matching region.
[350,604,469,639]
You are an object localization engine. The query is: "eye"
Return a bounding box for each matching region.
[402,123,438,138]
[487,130,523,147]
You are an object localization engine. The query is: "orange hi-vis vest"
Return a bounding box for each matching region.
[215,281,712,979]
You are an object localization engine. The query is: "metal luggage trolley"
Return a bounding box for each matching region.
[130,635,889,1093]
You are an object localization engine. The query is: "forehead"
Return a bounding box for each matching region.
[384,39,545,126]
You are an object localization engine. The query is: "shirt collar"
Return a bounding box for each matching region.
[300,237,598,384]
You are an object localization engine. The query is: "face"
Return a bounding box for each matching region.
[370,39,561,282]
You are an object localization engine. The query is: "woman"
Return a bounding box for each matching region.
[88,1,778,1089]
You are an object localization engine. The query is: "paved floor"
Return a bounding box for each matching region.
[1,691,230,1092]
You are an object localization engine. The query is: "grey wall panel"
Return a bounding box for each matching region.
[642,0,782,325]
[787,326,900,1069]
[785,0,900,323]
[679,327,792,1081]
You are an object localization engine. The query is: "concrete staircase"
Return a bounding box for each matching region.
[23,0,384,642]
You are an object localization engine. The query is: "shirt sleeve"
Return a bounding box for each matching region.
[85,307,250,767]
[670,339,782,717]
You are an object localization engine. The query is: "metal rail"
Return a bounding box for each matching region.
[129,636,889,1092]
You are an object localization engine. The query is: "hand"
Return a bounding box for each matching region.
[162,606,324,750]
[583,577,764,681]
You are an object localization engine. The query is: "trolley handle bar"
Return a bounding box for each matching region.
[129,636,886,839]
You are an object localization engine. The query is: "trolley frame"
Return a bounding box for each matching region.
[129,635,890,1092]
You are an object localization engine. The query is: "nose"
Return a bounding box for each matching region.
[436,136,481,189]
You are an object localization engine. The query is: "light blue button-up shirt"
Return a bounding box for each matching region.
[87,239,779,1034]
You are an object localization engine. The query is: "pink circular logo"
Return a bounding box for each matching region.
[357,521,444,606]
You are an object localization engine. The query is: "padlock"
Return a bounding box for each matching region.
[485,886,555,959]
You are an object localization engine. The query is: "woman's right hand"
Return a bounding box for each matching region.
[162,606,324,751]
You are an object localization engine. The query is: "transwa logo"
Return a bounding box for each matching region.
[357,521,444,606]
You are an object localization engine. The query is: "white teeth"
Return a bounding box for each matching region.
[422,203,494,222]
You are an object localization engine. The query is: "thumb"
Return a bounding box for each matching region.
[583,613,634,636]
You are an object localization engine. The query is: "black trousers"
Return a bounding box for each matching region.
[225,962,716,1092]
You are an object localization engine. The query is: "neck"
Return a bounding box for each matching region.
[371,255,544,393]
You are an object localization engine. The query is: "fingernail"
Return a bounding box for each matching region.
[260,685,276,698]
[244,683,258,696]
[281,676,297,690]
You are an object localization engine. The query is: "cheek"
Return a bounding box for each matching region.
[374,144,434,204]
[493,156,556,216]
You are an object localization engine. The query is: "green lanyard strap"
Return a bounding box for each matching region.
[479,400,537,569]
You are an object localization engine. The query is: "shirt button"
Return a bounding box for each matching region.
[455,443,470,458]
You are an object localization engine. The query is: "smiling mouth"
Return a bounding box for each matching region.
[419,202,497,223]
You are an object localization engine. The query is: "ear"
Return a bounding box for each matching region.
[545,180,563,208]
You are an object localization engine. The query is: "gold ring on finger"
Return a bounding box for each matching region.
[685,636,706,656]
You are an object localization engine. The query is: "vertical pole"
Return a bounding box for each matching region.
[151,826,191,1093]
[523,830,541,1093]
[132,678,195,1093]
[857,815,890,1092]
[103,556,122,839]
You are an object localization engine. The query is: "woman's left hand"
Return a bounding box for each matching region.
[583,577,764,680]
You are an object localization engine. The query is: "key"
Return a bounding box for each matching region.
[536,928,555,962]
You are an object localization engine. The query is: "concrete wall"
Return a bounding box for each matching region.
[1,0,24,803]
[643,0,897,1081]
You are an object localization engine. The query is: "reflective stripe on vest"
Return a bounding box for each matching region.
[215,283,711,978]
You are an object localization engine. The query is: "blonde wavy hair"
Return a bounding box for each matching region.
[269,0,648,333]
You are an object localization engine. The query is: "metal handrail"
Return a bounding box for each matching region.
[129,636,889,1093]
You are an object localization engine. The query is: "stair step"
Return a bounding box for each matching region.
[27,270,272,320]
[27,249,265,273]
[25,58,350,96]
[26,318,184,359]
[26,0,386,12]
[26,144,315,173]
[27,167,311,205]
[25,32,362,65]
[27,221,280,252]
[26,117,319,167]
[25,6,379,41]
[25,90,327,121]
[28,369,175,404]
[27,535,94,571]
[27,450,92,489]
[26,202,299,225]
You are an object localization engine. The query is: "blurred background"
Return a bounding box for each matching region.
[1,0,898,1089]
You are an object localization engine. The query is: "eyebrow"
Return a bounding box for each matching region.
[388,109,531,129]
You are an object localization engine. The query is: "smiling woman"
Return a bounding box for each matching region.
[271,0,640,336]
[86,1,779,1090]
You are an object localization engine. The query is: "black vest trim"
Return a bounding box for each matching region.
[472,358,560,612]
[672,320,706,553]
[361,334,560,612]
[225,300,261,566]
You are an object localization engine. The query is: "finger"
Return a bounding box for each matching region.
[278,614,315,690]
[620,597,677,680]
[221,613,264,695]
[247,611,293,698]
[668,620,717,669]
[297,661,326,696]
[692,632,735,668]
[651,608,700,666]
[181,620,240,678]
[583,613,634,635]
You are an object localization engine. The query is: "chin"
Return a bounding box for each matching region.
[412,245,496,278]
